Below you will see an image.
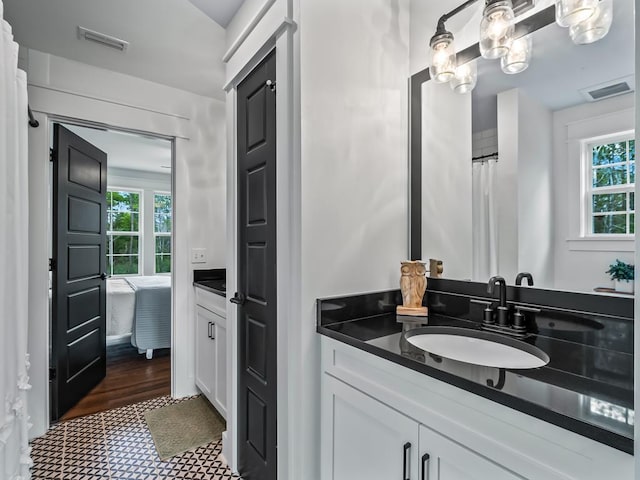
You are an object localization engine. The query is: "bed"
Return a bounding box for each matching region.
[106,276,171,358]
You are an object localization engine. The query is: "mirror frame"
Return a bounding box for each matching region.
[408,5,556,260]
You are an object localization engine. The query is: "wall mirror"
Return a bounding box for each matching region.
[410,0,635,295]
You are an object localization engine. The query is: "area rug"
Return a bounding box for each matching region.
[144,396,226,460]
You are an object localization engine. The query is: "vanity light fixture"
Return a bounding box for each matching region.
[555,0,598,27]
[429,29,457,83]
[569,0,613,44]
[500,35,532,74]
[479,0,516,59]
[450,60,478,93]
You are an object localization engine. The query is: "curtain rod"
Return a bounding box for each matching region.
[472,152,498,162]
[28,105,39,128]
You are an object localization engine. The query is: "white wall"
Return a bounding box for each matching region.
[225,0,269,50]
[552,93,635,293]
[26,49,226,437]
[497,89,554,286]
[299,0,410,477]
[107,168,172,276]
[422,80,472,279]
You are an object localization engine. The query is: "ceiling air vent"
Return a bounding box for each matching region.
[580,76,634,102]
[77,26,129,52]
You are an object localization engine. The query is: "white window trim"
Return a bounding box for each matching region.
[580,130,635,239]
[153,191,172,275]
[107,187,144,277]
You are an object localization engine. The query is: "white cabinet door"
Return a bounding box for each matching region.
[323,375,420,480]
[419,425,520,480]
[195,306,216,401]
[213,320,227,418]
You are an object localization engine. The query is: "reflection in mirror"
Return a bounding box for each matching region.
[420,0,635,295]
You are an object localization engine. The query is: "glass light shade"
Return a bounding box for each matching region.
[555,0,599,27]
[479,0,516,59]
[450,61,477,94]
[569,0,613,44]
[429,33,457,83]
[501,35,532,74]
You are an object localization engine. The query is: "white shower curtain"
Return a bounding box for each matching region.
[472,159,498,282]
[0,1,32,478]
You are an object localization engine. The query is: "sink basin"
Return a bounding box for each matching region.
[404,326,549,369]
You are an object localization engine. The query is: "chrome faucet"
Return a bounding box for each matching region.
[515,272,534,286]
[487,276,509,326]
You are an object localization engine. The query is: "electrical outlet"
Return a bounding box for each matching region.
[191,248,207,264]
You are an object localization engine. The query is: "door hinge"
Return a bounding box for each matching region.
[49,368,56,381]
[49,148,56,162]
[49,258,56,271]
[266,80,276,92]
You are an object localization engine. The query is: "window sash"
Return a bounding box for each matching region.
[584,134,635,236]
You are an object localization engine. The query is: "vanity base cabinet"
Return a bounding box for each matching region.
[194,287,227,419]
[320,336,633,480]
[323,375,419,480]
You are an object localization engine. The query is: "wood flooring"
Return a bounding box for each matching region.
[61,343,170,421]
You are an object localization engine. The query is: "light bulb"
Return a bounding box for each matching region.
[556,0,599,27]
[501,35,532,74]
[450,61,477,94]
[480,0,515,59]
[429,32,457,83]
[569,0,613,44]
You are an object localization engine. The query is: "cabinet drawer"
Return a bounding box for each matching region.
[195,285,226,319]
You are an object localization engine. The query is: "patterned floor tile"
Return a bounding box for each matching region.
[30,395,240,479]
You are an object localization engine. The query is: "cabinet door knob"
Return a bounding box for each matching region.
[421,453,430,480]
[403,442,411,480]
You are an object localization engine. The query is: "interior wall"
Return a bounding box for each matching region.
[225,0,269,50]
[26,49,226,437]
[107,168,172,277]
[299,0,410,477]
[552,93,635,292]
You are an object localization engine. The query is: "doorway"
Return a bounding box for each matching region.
[50,122,174,421]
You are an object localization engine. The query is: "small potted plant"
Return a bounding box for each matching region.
[606,259,635,293]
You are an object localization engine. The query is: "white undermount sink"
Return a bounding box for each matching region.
[404,326,549,369]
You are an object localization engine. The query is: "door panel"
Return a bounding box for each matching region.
[236,50,277,480]
[52,124,108,421]
[419,425,520,480]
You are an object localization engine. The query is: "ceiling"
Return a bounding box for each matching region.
[3,0,230,99]
[471,0,634,132]
[65,124,172,174]
[188,0,245,28]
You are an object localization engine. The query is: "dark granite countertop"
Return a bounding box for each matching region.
[317,287,634,454]
[193,268,226,297]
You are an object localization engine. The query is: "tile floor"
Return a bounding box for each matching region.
[30,395,241,480]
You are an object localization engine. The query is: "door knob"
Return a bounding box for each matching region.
[230,292,246,305]
[100,272,108,281]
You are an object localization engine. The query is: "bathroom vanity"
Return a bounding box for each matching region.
[317,282,633,479]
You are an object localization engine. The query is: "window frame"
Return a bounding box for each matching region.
[106,187,143,277]
[581,130,635,239]
[153,191,172,275]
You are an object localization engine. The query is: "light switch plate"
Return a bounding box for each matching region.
[191,248,207,264]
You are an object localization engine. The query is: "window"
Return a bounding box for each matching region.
[585,134,635,236]
[154,193,172,274]
[106,190,141,275]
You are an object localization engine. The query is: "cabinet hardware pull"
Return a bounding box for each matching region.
[421,453,430,480]
[208,322,212,339]
[403,442,411,480]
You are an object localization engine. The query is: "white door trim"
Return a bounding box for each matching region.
[224,1,300,477]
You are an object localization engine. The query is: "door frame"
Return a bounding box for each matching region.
[223,3,300,477]
[28,97,181,437]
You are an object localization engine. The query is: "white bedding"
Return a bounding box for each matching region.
[106,278,135,337]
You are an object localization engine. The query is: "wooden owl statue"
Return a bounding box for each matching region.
[397,261,428,317]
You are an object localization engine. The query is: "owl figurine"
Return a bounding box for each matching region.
[397,261,428,317]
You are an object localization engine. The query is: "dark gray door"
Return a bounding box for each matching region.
[52,124,108,421]
[233,50,277,480]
